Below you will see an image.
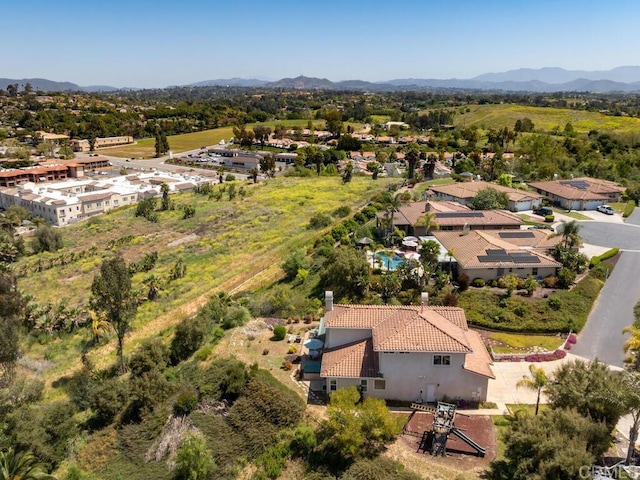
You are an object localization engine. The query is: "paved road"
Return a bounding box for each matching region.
[571,216,640,366]
[580,221,640,251]
[572,251,640,366]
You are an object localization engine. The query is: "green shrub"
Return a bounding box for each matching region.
[309,213,332,229]
[222,306,251,329]
[173,433,216,480]
[544,214,555,222]
[89,376,129,427]
[557,268,577,288]
[129,338,170,377]
[174,388,199,415]
[542,275,558,288]
[273,325,287,341]
[170,315,209,365]
[457,273,470,292]
[193,344,213,362]
[548,297,562,310]
[332,206,352,218]
[225,174,236,182]
[472,278,486,288]
[589,248,619,268]
[624,200,636,218]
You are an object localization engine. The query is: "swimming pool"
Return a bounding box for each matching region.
[376,251,406,271]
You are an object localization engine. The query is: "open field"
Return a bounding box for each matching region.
[104,119,326,158]
[16,175,395,386]
[452,104,640,134]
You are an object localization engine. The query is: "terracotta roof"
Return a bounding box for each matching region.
[430,181,543,203]
[79,192,113,202]
[529,177,624,201]
[391,201,522,229]
[325,305,471,352]
[463,330,495,378]
[433,230,561,269]
[321,338,379,378]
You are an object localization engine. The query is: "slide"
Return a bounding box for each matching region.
[451,427,486,457]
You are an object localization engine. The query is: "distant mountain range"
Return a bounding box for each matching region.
[4,67,640,93]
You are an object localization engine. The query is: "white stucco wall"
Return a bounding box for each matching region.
[324,327,371,349]
[459,265,557,281]
[324,352,489,402]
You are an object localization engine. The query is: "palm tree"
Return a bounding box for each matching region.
[0,447,54,480]
[623,324,640,371]
[89,310,113,345]
[558,220,582,249]
[415,212,439,235]
[446,248,455,276]
[516,364,549,415]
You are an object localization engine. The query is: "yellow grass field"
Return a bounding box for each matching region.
[452,104,640,134]
[17,175,394,385]
[103,119,326,158]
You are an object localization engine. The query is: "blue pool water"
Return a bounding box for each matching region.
[376,251,406,270]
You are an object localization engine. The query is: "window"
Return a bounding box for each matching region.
[330,379,336,391]
[433,355,451,366]
[532,267,538,276]
[360,379,368,392]
[374,379,386,390]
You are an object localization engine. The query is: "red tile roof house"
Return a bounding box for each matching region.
[529,177,625,211]
[319,292,494,403]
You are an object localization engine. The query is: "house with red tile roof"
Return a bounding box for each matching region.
[529,177,625,210]
[433,229,561,281]
[319,292,494,403]
[384,201,523,236]
[429,181,544,212]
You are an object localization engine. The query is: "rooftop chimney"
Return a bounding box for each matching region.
[421,292,429,307]
[325,291,334,312]
[424,201,431,212]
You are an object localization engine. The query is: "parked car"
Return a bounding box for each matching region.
[533,207,553,216]
[596,205,615,215]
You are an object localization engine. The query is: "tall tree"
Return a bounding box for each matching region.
[90,255,138,374]
[160,182,170,211]
[0,271,25,386]
[404,143,420,180]
[516,364,549,415]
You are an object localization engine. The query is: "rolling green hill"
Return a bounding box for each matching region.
[453,104,640,134]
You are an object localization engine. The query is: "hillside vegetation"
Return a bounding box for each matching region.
[15,175,395,385]
[452,104,640,134]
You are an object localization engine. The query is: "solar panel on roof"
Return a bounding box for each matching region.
[435,212,484,219]
[511,255,541,263]
[560,180,590,190]
[486,249,507,255]
[478,255,512,263]
[498,231,535,239]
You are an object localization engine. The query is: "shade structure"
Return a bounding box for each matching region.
[403,236,419,242]
[402,240,419,248]
[357,237,373,245]
[303,338,324,350]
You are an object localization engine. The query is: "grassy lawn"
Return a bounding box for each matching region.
[451,104,640,134]
[489,332,564,354]
[505,404,550,416]
[410,177,456,196]
[16,175,394,385]
[104,120,325,158]
[549,207,592,220]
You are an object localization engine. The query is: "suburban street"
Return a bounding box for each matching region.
[571,214,640,367]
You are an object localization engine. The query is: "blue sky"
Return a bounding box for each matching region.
[3,0,640,87]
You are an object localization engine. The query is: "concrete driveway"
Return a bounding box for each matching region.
[486,354,580,410]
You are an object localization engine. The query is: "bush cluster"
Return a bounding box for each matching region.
[589,247,619,268]
[623,200,636,218]
[524,349,567,362]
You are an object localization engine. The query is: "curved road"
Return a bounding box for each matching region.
[571,213,640,367]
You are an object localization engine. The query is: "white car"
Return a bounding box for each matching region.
[596,205,615,215]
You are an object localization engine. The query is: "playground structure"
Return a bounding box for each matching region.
[404,402,486,458]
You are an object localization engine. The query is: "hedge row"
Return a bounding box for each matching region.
[589,248,619,268]
[623,200,636,218]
